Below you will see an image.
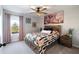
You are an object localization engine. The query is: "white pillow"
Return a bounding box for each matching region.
[41,30,51,34]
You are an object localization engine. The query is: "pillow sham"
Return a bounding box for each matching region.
[41,30,51,34]
[51,30,60,37]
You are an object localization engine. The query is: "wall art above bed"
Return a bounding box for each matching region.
[26,17,31,24]
[32,22,37,28]
[44,11,64,24]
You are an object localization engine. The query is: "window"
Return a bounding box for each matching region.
[10,15,19,34]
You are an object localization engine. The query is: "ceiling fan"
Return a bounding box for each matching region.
[31,6,47,16]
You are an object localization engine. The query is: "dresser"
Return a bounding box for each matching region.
[60,34,72,47]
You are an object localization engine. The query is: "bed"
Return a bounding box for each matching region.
[24,25,61,54]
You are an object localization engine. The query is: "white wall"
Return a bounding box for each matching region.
[23,13,42,34]
[61,6,79,48]
[0,6,3,44]
[0,9,1,34]
[38,5,79,48]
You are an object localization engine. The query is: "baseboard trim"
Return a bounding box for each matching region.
[72,44,79,48]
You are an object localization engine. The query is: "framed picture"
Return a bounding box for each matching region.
[26,17,31,24]
[32,22,37,28]
[44,11,64,24]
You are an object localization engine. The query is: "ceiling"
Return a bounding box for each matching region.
[2,5,61,14]
[2,5,33,14]
[1,5,79,15]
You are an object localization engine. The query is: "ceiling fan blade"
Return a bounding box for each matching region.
[32,11,47,16]
[41,8,47,11]
[39,11,47,14]
[31,8,36,11]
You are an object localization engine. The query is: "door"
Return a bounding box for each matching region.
[10,15,19,42]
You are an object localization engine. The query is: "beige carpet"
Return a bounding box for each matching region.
[0,41,35,54]
[46,44,79,54]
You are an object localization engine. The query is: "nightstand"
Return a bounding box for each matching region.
[60,34,72,47]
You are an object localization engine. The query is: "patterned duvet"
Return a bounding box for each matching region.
[24,31,59,54]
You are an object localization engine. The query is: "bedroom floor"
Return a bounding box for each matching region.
[0,41,35,54]
[46,44,79,54]
[0,41,79,54]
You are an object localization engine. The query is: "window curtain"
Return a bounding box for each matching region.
[19,16,24,41]
[3,13,11,44]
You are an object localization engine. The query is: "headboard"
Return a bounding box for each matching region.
[44,25,61,35]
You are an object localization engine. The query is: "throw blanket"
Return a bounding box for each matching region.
[25,32,59,46]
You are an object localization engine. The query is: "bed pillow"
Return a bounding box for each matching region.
[41,30,51,34]
[51,30,60,37]
[44,26,53,31]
